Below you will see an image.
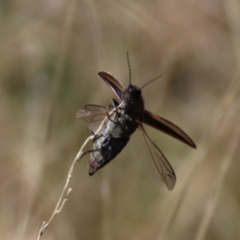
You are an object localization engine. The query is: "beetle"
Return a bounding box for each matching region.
[77,54,196,190]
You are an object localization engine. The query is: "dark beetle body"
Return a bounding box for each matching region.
[89,85,143,175]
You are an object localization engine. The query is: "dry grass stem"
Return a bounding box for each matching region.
[37,105,120,239]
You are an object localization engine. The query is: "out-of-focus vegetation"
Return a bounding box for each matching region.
[1,1,240,239]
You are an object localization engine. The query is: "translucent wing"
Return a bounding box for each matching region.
[98,71,124,100]
[128,123,176,190]
[76,104,109,133]
[143,110,196,149]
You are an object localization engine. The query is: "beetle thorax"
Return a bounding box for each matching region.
[123,84,144,119]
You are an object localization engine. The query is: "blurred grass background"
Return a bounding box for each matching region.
[1,0,240,239]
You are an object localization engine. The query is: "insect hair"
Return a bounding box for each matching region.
[126,52,162,90]
[127,52,132,85]
[140,74,163,90]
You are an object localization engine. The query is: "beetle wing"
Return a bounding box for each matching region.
[76,104,109,133]
[128,124,176,191]
[143,110,196,148]
[98,71,124,100]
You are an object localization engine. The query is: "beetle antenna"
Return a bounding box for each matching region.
[127,52,131,85]
[140,74,163,90]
